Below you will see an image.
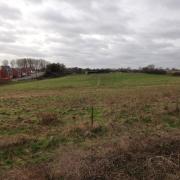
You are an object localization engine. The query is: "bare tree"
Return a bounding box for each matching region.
[2,60,9,66]
[15,58,49,74]
[10,60,16,68]
[16,59,28,69]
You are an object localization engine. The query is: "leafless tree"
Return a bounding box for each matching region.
[10,60,16,68]
[16,58,49,72]
[2,60,9,66]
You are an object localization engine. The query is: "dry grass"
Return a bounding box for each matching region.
[0,74,179,179]
[44,134,180,180]
[0,135,31,149]
[1,166,47,180]
[3,134,180,180]
[63,122,107,139]
[38,112,59,125]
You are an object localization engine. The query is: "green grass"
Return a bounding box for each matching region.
[0,73,179,92]
[0,72,180,175]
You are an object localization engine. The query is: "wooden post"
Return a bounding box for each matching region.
[91,106,94,128]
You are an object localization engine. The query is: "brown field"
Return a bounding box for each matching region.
[0,73,180,179]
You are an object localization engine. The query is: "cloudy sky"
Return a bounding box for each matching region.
[0,0,180,68]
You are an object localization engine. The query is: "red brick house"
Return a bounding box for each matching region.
[12,68,22,78]
[0,66,13,81]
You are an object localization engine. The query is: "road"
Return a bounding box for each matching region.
[12,72,45,82]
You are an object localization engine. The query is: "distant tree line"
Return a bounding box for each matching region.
[45,63,115,77]
[45,63,180,77]
[172,71,180,76]
[1,59,180,77]
[45,63,66,77]
[2,59,49,71]
[141,64,167,75]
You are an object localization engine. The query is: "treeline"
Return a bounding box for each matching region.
[45,63,115,77]
[1,59,180,77]
[2,59,49,71]
[141,65,167,74]
[45,63,180,77]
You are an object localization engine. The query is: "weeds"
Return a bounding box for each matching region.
[64,122,107,140]
[38,112,59,125]
[7,134,180,180]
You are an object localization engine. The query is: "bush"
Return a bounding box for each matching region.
[172,72,180,76]
[45,63,66,77]
[38,112,58,125]
[142,68,167,75]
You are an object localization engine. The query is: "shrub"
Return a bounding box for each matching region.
[38,112,58,125]
[172,71,180,76]
[45,63,66,77]
[142,68,167,75]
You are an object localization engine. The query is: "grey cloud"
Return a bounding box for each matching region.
[40,7,70,23]
[28,0,44,4]
[0,3,21,20]
[39,0,132,35]
[162,0,180,9]
[0,0,179,68]
[0,30,18,43]
[0,42,46,58]
[155,22,180,40]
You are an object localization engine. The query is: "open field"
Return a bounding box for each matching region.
[0,73,180,179]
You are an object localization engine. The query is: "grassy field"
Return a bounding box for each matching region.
[0,73,180,179]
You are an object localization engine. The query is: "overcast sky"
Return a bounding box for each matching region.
[0,0,180,68]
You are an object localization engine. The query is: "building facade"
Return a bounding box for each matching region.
[0,66,13,81]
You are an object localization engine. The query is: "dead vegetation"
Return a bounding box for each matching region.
[46,134,180,180]
[2,134,180,180]
[38,112,59,125]
[0,76,179,179]
[63,122,107,139]
[0,135,31,149]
